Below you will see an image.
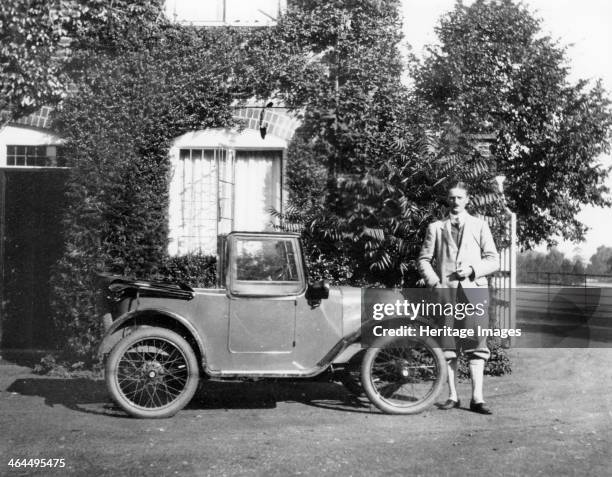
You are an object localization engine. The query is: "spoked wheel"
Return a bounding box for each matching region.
[105,327,199,418]
[361,336,446,414]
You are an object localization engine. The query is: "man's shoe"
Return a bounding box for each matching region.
[438,399,461,410]
[469,400,492,415]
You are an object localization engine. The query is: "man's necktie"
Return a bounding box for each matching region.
[451,218,462,246]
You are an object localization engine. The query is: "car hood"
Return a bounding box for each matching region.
[331,286,412,339]
[331,286,363,337]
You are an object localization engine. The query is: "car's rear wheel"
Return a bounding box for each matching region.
[105,327,199,418]
[361,336,446,414]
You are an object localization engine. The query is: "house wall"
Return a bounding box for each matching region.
[0,2,301,348]
[0,102,300,348]
[0,105,300,257]
[232,106,301,142]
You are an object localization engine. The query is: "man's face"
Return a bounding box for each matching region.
[447,187,469,215]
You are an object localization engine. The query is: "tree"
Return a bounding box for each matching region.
[256,0,504,286]
[256,0,407,180]
[412,0,612,247]
[517,247,586,285]
[586,245,612,275]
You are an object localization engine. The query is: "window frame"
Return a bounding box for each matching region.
[217,148,235,235]
[227,233,306,297]
[172,146,284,256]
[5,145,68,168]
[165,0,286,27]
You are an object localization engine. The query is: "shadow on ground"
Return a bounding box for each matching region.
[194,379,372,414]
[0,349,52,368]
[6,377,117,416]
[6,377,372,417]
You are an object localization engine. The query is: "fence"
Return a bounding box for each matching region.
[488,210,517,335]
[522,271,612,287]
[516,272,612,329]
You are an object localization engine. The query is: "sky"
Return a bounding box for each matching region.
[400,0,612,261]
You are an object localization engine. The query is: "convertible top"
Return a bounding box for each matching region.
[99,274,195,302]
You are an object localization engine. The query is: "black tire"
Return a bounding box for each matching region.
[361,336,446,414]
[105,327,199,418]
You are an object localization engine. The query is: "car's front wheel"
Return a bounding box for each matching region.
[105,327,199,418]
[361,336,446,414]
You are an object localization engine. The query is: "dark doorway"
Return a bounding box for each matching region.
[1,170,67,349]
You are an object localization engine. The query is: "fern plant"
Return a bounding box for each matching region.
[278,123,504,287]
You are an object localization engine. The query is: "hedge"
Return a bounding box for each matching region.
[50,25,247,362]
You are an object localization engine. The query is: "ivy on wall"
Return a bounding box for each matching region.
[50,24,252,361]
[0,0,167,122]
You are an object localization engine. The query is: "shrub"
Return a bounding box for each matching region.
[485,340,513,376]
[457,339,512,378]
[32,352,102,378]
[157,254,217,289]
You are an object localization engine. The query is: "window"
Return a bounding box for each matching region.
[225,0,284,25]
[170,147,282,256]
[6,145,65,167]
[165,0,224,23]
[165,0,285,26]
[175,148,226,254]
[230,236,303,296]
[234,150,282,231]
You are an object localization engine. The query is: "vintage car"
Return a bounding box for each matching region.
[99,231,446,418]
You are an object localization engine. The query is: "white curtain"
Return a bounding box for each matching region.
[234,150,282,231]
[173,149,217,254]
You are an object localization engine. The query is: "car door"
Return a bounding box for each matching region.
[227,234,305,354]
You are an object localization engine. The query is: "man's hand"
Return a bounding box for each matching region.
[455,266,474,279]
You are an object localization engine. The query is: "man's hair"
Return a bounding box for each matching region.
[448,181,470,195]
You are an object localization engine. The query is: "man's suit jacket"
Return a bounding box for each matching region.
[418,213,499,289]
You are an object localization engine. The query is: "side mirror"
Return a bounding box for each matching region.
[306,280,330,307]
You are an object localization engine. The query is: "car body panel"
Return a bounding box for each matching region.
[228,296,296,353]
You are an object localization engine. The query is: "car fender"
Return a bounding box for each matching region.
[98,308,207,365]
[331,316,436,364]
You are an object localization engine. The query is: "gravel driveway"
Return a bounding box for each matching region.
[1,346,611,476]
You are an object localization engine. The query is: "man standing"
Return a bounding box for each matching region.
[418,182,499,414]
